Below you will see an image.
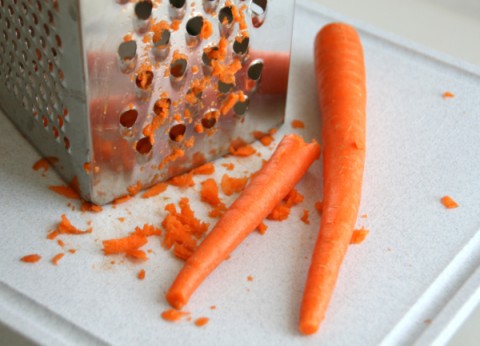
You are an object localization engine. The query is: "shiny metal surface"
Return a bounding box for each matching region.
[0,0,295,204]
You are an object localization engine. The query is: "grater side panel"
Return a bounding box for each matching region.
[0,0,92,201]
[80,0,296,205]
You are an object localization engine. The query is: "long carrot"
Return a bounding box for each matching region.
[166,134,321,309]
[299,23,367,335]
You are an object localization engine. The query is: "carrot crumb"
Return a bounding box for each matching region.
[161,309,189,322]
[47,214,92,239]
[315,201,323,215]
[118,217,126,222]
[350,227,369,244]
[113,195,131,205]
[20,254,41,263]
[162,198,209,261]
[220,174,248,196]
[194,317,209,327]
[442,91,455,99]
[127,180,143,196]
[247,275,254,281]
[48,185,81,200]
[229,143,256,157]
[51,253,64,265]
[57,239,65,247]
[142,182,168,198]
[221,163,235,171]
[210,305,217,310]
[191,162,215,175]
[80,201,103,213]
[441,195,459,209]
[68,249,76,254]
[201,179,222,206]
[300,209,310,224]
[291,119,305,129]
[32,158,50,173]
[257,222,268,234]
[168,173,195,187]
[138,269,146,280]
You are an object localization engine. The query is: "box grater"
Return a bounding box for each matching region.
[0,0,295,205]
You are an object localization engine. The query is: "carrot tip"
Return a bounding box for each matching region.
[166,291,186,310]
[299,321,319,335]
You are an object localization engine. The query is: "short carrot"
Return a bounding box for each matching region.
[166,134,320,309]
[299,23,367,335]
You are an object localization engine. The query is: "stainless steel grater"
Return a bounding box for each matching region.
[0,0,295,205]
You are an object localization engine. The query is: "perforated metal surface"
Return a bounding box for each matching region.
[0,0,294,204]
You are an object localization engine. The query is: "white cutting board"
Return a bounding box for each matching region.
[1,1,480,345]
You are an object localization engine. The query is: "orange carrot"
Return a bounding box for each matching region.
[20,254,41,263]
[299,23,367,335]
[257,222,268,234]
[168,173,195,187]
[166,134,320,309]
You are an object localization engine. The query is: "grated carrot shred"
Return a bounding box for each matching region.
[441,195,459,209]
[350,227,369,244]
[20,254,41,263]
[220,174,248,196]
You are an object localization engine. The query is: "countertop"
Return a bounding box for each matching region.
[312,0,480,345]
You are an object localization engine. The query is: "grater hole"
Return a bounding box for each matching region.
[28,25,35,37]
[39,36,46,49]
[247,59,264,81]
[55,34,62,48]
[234,97,249,115]
[53,0,59,11]
[170,58,187,79]
[47,10,54,24]
[233,35,249,55]
[169,123,186,142]
[186,16,204,36]
[36,0,42,12]
[153,97,171,115]
[42,116,48,127]
[18,15,24,27]
[35,48,42,60]
[250,0,267,28]
[219,6,233,25]
[57,115,64,128]
[64,136,70,150]
[218,81,234,93]
[251,0,267,15]
[52,126,59,139]
[203,0,218,13]
[135,69,153,89]
[170,0,186,9]
[136,137,153,154]
[118,40,137,61]
[32,13,38,25]
[120,109,138,128]
[43,23,50,36]
[201,109,219,129]
[135,1,153,20]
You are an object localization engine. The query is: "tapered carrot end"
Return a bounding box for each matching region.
[166,290,187,310]
[299,321,319,335]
